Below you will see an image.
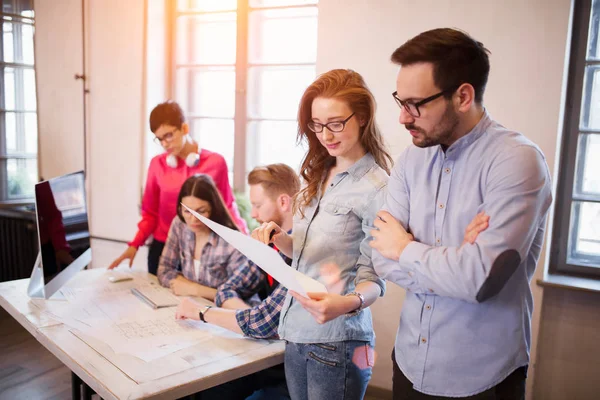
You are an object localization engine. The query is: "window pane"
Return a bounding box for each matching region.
[246,120,306,171]
[2,21,14,63]
[588,0,600,59]
[4,112,16,152]
[21,22,34,64]
[4,67,15,109]
[249,7,318,64]
[574,133,600,195]
[250,0,318,7]
[176,67,235,118]
[6,157,36,199]
[177,0,236,12]
[24,111,36,153]
[190,118,234,173]
[24,68,36,110]
[176,13,236,65]
[248,66,314,119]
[580,65,600,129]
[1,20,34,65]
[568,201,600,264]
[3,67,35,111]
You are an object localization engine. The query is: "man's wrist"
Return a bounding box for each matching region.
[199,305,212,323]
[397,238,413,260]
[397,245,405,261]
[192,305,202,321]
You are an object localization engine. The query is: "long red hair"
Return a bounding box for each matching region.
[294,69,392,215]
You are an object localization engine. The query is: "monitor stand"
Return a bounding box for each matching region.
[27,248,92,300]
[27,252,44,298]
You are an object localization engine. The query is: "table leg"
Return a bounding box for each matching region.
[71,372,82,400]
[82,382,94,400]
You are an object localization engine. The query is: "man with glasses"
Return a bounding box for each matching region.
[370,28,553,399]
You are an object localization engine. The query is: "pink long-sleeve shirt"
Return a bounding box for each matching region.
[128,150,247,248]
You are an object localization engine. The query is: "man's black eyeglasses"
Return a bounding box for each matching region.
[392,85,460,118]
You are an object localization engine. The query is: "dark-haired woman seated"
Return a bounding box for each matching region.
[157,174,262,309]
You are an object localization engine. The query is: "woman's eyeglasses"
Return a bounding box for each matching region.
[307,113,355,133]
[153,130,176,145]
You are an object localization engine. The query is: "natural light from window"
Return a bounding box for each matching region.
[1,0,37,202]
[173,0,318,187]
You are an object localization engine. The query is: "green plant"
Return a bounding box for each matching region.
[234,190,259,232]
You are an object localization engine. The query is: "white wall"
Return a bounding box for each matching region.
[316,0,571,394]
[85,0,146,242]
[35,0,85,180]
[36,0,146,245]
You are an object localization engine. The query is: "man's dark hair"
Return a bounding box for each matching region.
[149,101,186,133]
[391,28,491,103]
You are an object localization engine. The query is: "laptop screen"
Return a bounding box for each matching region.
[34,171,90,286]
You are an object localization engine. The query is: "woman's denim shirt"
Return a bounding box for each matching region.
[278,153,388,343]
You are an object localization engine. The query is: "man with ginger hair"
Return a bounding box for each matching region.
[176,163,299,400]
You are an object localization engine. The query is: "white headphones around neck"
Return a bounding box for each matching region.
[166,151,201,169]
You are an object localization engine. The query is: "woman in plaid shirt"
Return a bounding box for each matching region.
[157,174,262,308]
[175,163,300,339]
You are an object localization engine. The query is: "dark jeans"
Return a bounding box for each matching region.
[392,350,527,400]
[147,239,165,275]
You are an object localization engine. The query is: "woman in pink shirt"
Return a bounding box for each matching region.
[109,101,247,274]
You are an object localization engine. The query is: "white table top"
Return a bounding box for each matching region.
[0,269,285,400]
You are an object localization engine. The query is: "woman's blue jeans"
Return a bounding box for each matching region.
[284,340,374,400]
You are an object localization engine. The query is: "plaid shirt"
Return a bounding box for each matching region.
[157,217,263,306]
[234,245,292,339]
[235,283,287,339]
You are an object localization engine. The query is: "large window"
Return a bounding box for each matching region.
[552,0,600,277]
[0,0,36,203]
[173,0,317,188]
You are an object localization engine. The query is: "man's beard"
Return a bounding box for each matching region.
[406,103,459,148]
[257,207,284,228]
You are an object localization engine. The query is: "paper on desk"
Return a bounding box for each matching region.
[68,329,197,383]
[125,340,198,362]
[75,308,213,362]
[69,324,278,384]
[182,204,327,297]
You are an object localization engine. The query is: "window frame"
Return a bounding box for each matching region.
[0,1,37,205]
[551,0,600,278]
[169,0,317,191]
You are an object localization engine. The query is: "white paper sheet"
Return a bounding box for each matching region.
[69,325,277,384]
[182,204,327,297]
[26,270,283,384]
[68,329,197,383]
[75,308,213,362]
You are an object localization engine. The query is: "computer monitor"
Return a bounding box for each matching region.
[27,171,92,299]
